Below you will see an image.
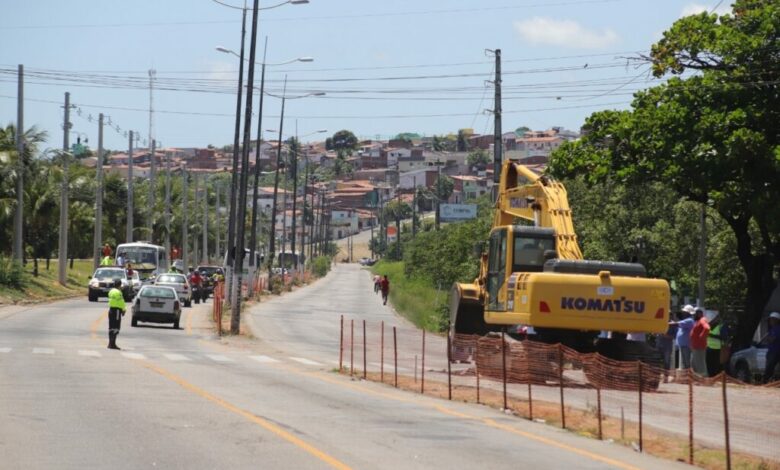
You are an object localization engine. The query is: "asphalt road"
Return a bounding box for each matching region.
[1,274,690,469]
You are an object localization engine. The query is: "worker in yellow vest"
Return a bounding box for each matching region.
[706,316,729,376]
[107,279,126,350]
[100,255,113,266]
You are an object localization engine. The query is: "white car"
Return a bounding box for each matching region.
[153,273,192,307]
[131,286,182,329]
[130,271,142,294]
[730,344,779,383]
[88,267,133,302]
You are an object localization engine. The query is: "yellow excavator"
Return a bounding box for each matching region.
[450,161,670,371]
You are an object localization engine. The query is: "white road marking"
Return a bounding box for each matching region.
[0,347,11,353]
[32,348,54,355]
[78,350,102,358]
[164,353,191,362]
[206,354,233,363]
[289,357,322,366]
[249,355,281,364]
[121,352,146,360]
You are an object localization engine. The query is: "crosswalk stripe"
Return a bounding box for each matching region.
[78,350,102,358]
[164,353,191,362]
[121,352,146,360]
[206,354,233,363]
[249,355,281,364]
[0,347,11,353]
[289,357,322,366]
[32,348,54,355]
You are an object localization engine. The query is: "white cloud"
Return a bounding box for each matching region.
[681,3,731,17]
[513,17,619,49]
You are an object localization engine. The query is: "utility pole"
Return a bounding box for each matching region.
[203,177,209,263]
[492,48,503,190]
[93,113,105,270]
[58,92,71,285]
[149,69,156,240]
[13,64,24,263]
[232,0,261,333]
[182,165,189,271]
[395,187,401,259]
[290,123,299,270]
[412,175,417,236]
[249,36,268,275]
[164,143,171,258]
[149,138,156,239]
[267,77,288,282]
[434,159,443,230]
[698,203,707,307]
[215,181,221,260]
[193,173,200,264]
[225,4,248,307]
[126,130,134,243]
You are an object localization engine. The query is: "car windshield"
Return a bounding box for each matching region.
[198,267,219,275]
[117,248,158,265]
[157,274,186,284]
[140,287,176,298]
[94,269,125,280]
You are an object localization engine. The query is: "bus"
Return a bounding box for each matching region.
[115,242,168,280]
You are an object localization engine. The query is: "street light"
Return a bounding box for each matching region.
[217,43,315,276]
[211,0,308,11]
[267,77,326,283]
[291,128,327,270]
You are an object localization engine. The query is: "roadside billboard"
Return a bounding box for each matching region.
[440,203,477,222]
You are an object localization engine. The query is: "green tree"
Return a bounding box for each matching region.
[466,148,490,168]
[514,126,530,136]
[330,130,358,154]
[549,0,779,347]
[456,129,471,152]
[433,175,454,203]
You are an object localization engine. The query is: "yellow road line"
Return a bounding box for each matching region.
[90,311,105,341]
[142,362,351,470]
[185,309,193,335]
[434,406,640,470]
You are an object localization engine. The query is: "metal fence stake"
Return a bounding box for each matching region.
[363,319,367,380]
[722,373,731,470]
[638,361,644,452]
[350,319,354,376]
[380,321,385,383]
[339,315,343,372]
[596,385,602,440]
[558,343,566,429]
[447,333,452,400]
[393,326,398,388]
[421,329,426,394]
[501,330,508,410]
[689,368,694,465]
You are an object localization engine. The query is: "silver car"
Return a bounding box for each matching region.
[88,267,133,302]
[131,285,182,329]
[153,273,192,307]
[730,344,779,383]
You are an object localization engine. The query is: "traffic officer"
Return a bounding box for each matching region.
[100,255,113,266]
[107,279,126,350]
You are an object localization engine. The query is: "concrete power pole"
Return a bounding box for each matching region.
[164,145,171,258]
[93,113,105,270]
[127,130,134,243]
[149,138,156,239]
[492,48,503,189]
[58,92,71,285]
[12,64,24,263]
[182,166,189,271]
[203,177,209,263]
[193,173,200,264]
[215,181,221,261]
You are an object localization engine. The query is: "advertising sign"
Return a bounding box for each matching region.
[440,203,477,222]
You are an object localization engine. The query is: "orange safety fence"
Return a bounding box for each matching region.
[339,317,780,469]
[212,280,224,336]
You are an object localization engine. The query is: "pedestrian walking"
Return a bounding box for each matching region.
[102,243,112,258]
[116,253,125,267]
[690,308,710,377]
[763,312,780,383]
[706,315,729,376]
[670,305,696,370]
[373,275,381,294]
[107,279,126,350]
[380,275,390,306]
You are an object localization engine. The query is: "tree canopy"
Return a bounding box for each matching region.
[549,0,779,347]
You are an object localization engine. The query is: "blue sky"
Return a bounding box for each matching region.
[1,0,729,151]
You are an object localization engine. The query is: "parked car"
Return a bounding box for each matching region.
[359,257,376,266]
[87,267,133,302]
[153,273,192,307]
[131,285,182,329]
[730,343,779,383]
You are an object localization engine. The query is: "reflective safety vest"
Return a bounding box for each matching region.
[108,287,126,310]
[707,324,723,349]
[100,256,113,266]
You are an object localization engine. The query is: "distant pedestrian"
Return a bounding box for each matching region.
[380,275,390,305]
[670,305,696,370]
[100,255,113,266]
[373,275,381,294]
[116,253,125,267]
[690,308,710,377]
[107,279,126,350]
[763,312,780,383]
[706,315,729,376]
[102,243,112,258]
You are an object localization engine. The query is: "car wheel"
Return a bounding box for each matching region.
[185,300,191,308]
[734,361,751,383]
[131,317,138,327]
[88,290,97,302]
